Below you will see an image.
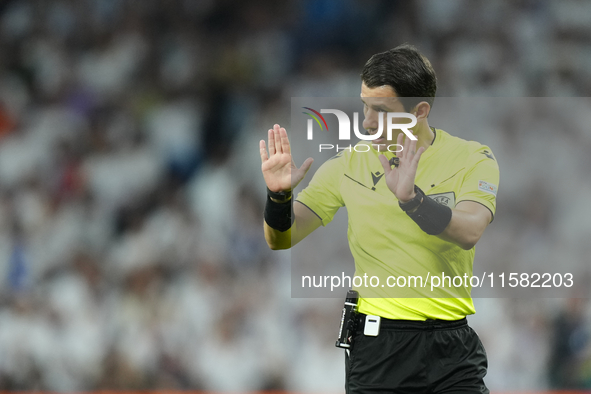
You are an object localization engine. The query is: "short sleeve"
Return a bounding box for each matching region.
[456,146,500,221]
[295,154,345,226]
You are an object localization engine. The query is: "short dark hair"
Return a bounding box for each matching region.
[361,44,437,111]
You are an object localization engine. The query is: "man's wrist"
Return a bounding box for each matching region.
[400,185,452,236]
[406,197,423,214]
[398,186,424,212]
[264,193,294,232]
[398,192,417,204]
[267,188,292,203]
[270,196,292,203]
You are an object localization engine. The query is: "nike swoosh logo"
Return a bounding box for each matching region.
[371,173,384,186]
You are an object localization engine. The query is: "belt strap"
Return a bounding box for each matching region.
[356,313,467,331]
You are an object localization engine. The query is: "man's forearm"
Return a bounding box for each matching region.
[264,201,323,250]
[264,222,292,250]
[435,202,491,250]
[263,191,293,250]
[435,210,484,250]
[399,187,491,250]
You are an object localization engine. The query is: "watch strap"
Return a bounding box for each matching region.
[398,185,424,212]
[267,188,292,202]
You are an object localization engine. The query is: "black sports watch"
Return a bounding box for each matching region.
[267,188,292,203]
[398,185,424,212]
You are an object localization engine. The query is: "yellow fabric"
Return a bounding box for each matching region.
[295,129,500,320]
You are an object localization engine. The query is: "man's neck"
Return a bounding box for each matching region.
[413,121,434,152]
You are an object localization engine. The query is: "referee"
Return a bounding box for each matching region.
[260,44,498,393]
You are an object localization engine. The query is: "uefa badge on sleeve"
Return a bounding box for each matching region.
[478,180,497,196]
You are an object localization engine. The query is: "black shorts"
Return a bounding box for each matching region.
[345,314,489,394]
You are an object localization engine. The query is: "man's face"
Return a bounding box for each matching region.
[360,82,408,152]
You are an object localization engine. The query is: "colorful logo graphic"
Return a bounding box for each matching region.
[302,107,328,132]
[478,180,498,196]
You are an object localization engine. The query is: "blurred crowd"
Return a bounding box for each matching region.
[0,0,590,391]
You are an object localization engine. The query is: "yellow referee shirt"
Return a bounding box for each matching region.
[296,129,499,321]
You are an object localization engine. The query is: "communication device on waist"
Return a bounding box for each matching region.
[335,290,359,349]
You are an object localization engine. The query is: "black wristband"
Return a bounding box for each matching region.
[267,188,292,202]
[404,186,452,235]
[398,185,424,212]
[264,195,293,232]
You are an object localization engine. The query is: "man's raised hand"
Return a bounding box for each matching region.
[378,132,425,202]
[260,124,314,192]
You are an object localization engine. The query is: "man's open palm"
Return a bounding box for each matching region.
[260,124,314,192]
[378,132,425,202]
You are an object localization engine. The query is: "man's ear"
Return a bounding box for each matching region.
[412,101,431,121]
